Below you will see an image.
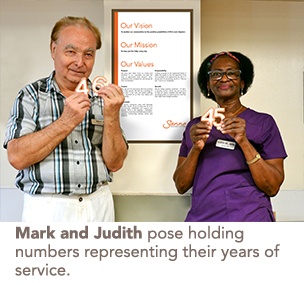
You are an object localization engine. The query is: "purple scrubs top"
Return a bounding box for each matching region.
[179,108,287,222]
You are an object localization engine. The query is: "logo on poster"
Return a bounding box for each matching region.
[163,120,187,129]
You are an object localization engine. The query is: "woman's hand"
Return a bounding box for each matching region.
[220,117,247,144]
[190,120,212,150]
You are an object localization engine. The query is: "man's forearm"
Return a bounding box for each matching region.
[102,120,127,172]
[7,118,73,170]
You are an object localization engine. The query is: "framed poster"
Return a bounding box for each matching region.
[112,9,193,142]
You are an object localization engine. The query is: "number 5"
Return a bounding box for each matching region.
[213,108,225,129]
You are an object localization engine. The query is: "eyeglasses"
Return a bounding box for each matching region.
[208,69,241,81]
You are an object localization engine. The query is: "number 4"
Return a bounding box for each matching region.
[75,77,89,94]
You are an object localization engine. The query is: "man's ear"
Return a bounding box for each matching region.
[50,42,56,59]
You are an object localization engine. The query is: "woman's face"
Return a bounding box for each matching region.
[207,55,244,101]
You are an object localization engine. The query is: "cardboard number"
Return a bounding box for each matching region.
[75,77,89,94]
[92,76,107,93]
[75,76,108,94]
[201,107,225,130]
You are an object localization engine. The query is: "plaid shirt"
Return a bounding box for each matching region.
[4,72,115,195]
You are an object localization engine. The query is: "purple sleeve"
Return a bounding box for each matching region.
[259,115,287,160]
[179,129,189,157]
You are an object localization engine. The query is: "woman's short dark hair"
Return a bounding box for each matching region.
[197,51,254,102]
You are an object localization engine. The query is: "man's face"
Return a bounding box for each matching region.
[51,25,97,92]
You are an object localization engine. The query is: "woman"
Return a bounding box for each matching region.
[173,51,287,222]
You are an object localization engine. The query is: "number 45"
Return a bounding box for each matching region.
[201,107,225,129]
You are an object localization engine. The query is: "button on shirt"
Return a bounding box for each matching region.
[3,72,116,195]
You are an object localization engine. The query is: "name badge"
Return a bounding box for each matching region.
[91,119,104,126]
[215,139,236,150]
